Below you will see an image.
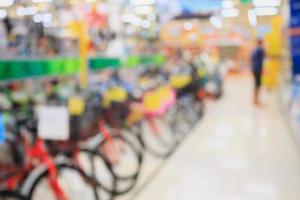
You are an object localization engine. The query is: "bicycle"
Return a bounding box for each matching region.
[0,90,100,200]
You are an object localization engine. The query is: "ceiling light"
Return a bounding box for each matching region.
[183,22,193,31]
[33,14,42,23]
[253,0,281,7]
[221,8,239,17]
[0,9,7,18]
[134,6,153,15]
[33,13,52,23]
[222,0,235,9]
[0,0,14,7]
[17,6,38,16]
[248,9,257,26]
[130,0,155,6]
[43,13,52,22]
[255,7,278,16]
[210,16,223,29]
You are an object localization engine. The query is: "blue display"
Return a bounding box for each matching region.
[290,0,300,28]
[290,0,300,77]
[0,114,5,144]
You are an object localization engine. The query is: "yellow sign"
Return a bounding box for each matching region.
[262,16,283,90]
[69,21,90,88]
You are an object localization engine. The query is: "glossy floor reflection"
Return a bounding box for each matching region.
[136,74,300,200]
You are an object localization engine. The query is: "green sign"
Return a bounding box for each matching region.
[240,0,251,4]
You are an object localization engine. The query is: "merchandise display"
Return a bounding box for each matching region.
[0,0,297,199]
[0,52,222,199]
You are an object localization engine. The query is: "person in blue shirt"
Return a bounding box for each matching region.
[251,39,265,106]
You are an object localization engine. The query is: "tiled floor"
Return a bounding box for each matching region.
[135,74,300,200]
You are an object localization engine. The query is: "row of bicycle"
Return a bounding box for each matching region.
[0,61,223,200]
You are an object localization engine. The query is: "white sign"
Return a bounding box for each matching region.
[37,106,70,141]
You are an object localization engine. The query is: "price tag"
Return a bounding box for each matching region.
[37,106,70,141]
[0,114,5,144]
[68,96,85,116]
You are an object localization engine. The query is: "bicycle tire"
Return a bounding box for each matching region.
[139,116,177,159]
[78,148,116,199]
[0,191,27,200]
[96,134,143,195]
[27,162,101,200]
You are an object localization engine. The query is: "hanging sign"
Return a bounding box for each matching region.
[37,106,70,141]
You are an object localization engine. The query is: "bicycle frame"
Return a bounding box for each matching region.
[1,128,68,200]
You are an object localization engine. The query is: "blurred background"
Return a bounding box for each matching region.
[0,0,300,200]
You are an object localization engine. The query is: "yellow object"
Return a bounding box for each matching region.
[169,75,192,89]
[126,107,143,126]
[68,96,85,116]
[262,58,281,90]
[69,21,90,88]
[103,87,128,108]
[143,90,161,112]
[262,16,283,90]
[157,85,173,102]
[197,68,207,78]
[143,85,174,112]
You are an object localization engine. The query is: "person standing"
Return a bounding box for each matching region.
[251,39,265,106]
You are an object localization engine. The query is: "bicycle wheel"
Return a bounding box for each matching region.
[28,163,99,200]
[165,106,188,144]
[78,148,115,200]
[97,134,143,195]
[177,95,202,128]
[140,114,177,159]
[0,191,27,200]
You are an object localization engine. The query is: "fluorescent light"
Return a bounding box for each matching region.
[0,0,14,7]
[248,9,257,26]
[0,9,7,18]
[33,13,52,24]
[210,16,223,29]
[222,0,234,9]
[130,0,155,6]
[221,8,239,17]
[33,14,42,23]
[32,0,52,3]
[17,6,38,16]
[134,6,153,15]
[255,7,278,16]
[183,22,193,31]
[253,0,281,7]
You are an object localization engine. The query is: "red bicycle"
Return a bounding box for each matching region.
[0,107,99,200]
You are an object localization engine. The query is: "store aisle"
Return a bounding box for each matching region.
[135,74,300,200]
